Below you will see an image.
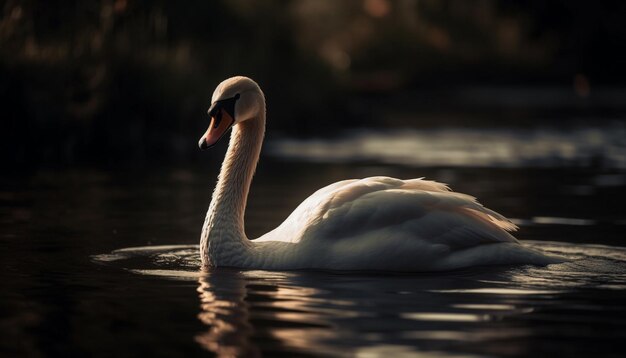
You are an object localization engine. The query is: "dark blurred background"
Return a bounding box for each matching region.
[2,0,626,169]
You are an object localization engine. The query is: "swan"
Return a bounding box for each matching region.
[197,76,557,271]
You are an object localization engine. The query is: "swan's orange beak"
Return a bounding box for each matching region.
[199,108,235,150]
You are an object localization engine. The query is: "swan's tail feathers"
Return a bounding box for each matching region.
[473,207,518,232]
[488,213,519,232]
[406,179,518,233]
[431,189,519,234]
[457,207,519,234]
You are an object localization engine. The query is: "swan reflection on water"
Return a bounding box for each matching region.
[195,269,334,357]
[195,270,259,357]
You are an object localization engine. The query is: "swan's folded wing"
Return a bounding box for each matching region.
[303,179,518,249]
[257,177,517,250]
[256,177,399,243]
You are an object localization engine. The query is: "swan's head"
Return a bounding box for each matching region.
[199,76,264,149]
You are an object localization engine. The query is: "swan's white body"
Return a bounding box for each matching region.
[199,77,556,271]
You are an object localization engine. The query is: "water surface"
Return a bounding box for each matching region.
[2,145,626,357]
[94,241,626,357]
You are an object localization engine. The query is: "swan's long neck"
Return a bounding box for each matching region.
[200,110,265,267]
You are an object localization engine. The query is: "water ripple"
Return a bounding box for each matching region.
[91,240,626,357]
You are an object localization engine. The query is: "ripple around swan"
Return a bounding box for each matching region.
[91,241,626,356]
[92,241,626,288]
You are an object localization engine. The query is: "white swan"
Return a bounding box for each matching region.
[198,76,557,271]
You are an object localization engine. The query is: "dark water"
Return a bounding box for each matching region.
[2,148,626,356]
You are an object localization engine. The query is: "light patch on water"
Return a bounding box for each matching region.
[433,288,563,295]
[92,253,127,262]
[354,344,484,358]
[452,304,517,310]
[130,269,200,281]
[113,244,199,253]
[403,330,472,341]
[93,245,199,263]
[401,312,487,322]
[242,270,298,280]
[403,328,531,342]
[532,216,596,226]
[511,217,599,226]
[267,126,626,168]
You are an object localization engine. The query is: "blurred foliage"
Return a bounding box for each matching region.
[1,0,625,168]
